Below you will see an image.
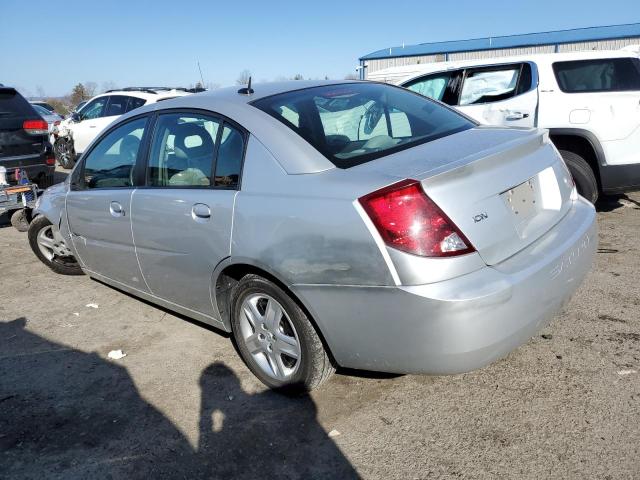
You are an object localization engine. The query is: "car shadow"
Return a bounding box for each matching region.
[596,193,640,212]
[0,318,359,479]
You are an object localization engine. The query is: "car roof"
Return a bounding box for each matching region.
[89,89,191,102]
[112,80,363,174]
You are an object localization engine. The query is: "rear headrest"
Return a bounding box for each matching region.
[173,123,214,156]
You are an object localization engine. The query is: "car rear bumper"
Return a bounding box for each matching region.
[292,197,597,374]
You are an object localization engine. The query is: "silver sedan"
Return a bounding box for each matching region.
[29,80,597,391]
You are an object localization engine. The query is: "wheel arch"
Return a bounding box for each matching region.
[211,258,338,365]
[548,128,605,189]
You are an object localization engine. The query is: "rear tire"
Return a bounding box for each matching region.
[28,215,84,275]
[559,149,599,203]
[10,209,30,232]
[230,274,334,392]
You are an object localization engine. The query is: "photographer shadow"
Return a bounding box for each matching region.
[0,318,358,479]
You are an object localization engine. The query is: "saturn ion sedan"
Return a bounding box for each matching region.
[29,80,597,391]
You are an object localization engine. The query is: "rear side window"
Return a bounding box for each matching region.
[0,88,37,119]
[126,96,146,112]
[253,83,473,168]
[553,58,640,92]
[105,95,128,116]
[148,113,220,187]
[83,117,147,188]
[403,71,462,106]
[459,64,532,106]
[215,124,245,188]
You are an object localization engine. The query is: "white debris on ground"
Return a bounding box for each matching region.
[107,350,127,360]
[85,303,99,308]
[73,312,79,316]
[617,369,637,375]
[328,429,341,438]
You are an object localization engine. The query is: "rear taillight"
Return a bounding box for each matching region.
[23,119,49,135]
[45,157,56,166]
[359,179,475,257]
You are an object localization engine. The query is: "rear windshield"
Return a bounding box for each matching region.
[553,58,640,93]
[0,88,37,119]
[252,83,474,168]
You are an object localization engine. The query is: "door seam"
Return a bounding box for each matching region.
[129,188,153,294]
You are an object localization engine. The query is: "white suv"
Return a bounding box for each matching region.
[54,87,191,168]
[369,50,640,203]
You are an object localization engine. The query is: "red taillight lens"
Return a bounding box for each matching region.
[45,157,56,166]
[23,119,49,135]
[359,179,475,257]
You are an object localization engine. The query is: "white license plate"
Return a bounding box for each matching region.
[503,178,538,220]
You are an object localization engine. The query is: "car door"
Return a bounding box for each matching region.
[66,116,151,291]
[72,96,109,154]
[131,111,245,316]
[456,63,538,127]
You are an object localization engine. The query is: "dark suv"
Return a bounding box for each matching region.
[0,87,55,188]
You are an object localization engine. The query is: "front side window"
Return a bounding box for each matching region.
[403,71,462,105]
[83,117,146,188]
[80,97,107,120]
[148,113,220,187]
[253,83,473,168]
[459,65,523,106]
[553,58,640,93]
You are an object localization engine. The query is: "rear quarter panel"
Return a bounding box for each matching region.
[231,136,395,287]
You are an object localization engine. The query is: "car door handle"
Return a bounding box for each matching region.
[505,111,529,121]
[89,125,97,128]
[110,201,125,217]
[191,203,211,222]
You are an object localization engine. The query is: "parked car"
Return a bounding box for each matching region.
[29,80,597,391]
[53,87,190,169]
[368,50,640,203]
[31,103,63,141]
[0,86,55,189]
[30,100,57,114]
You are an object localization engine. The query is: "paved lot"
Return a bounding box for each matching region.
[1,178,639,479]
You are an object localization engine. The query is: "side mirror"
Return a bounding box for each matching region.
[71,112,81,123]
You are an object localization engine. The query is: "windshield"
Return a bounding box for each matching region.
[32,104,51,117]
[252,82,474,168]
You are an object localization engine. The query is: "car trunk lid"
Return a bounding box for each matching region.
[355,127,575,265]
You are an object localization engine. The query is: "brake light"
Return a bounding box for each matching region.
[23,119,49,135]
[359,179,475,257]
[45,157,56,166]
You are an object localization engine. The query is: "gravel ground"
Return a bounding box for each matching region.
[0,180,638,479]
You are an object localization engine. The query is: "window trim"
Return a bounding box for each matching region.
[402,61,538,107]
[138,108,248,191]
[552,57,640,94]
[71,113,152,191]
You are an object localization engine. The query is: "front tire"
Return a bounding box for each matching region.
[559,150,599,203]
[10,209,30,232]
[28,215,83,275]
[55,137,76,169]
[230,274,334,392]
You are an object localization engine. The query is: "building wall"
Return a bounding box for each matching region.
[364,36,640,77]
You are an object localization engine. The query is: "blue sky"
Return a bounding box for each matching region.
[2,0,639,97]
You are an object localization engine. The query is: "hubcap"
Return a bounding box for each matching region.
[37,225,73,261]
[239,293,301,381]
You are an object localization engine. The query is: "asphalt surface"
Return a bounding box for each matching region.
[1,176,638,479]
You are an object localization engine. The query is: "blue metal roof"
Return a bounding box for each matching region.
[360,23,640,60]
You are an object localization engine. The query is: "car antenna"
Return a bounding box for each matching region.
[237,76,254,95]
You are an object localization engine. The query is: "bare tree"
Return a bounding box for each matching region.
[205,82,221,90]
[101,81,118,93]
[236,70,251,85]
[36,86,46,99]
[292,74,304,81]
[344,73,359,80]
[84,81,98,97]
